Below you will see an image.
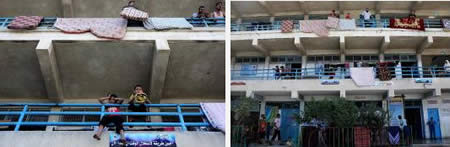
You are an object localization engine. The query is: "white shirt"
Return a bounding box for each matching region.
[361,11,371,20]
[400,119,407,127]
[274,118,281,129]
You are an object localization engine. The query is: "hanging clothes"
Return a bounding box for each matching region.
[350,67,376,86]
[143,18,194,30]
[299,20,329,37]
[200,103,225,132]
[338,19,357,30]
[281,20,294,33]
[53,18,128,39]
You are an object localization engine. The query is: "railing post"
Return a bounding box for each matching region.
[100,105,105,119]
[177,104,187,131]
[14,105,28,131]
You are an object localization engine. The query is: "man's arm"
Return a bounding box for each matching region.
[114,97,125,104]
[98,97,109,104]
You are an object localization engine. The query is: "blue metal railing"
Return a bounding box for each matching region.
[231,66,450,80]
[0,17,225,28]
[231,18,443,32]
[0,103,210,131]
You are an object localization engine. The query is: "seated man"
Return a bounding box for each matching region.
[93,94,126,143]
[211,2,225,18]
[192,6,210,18]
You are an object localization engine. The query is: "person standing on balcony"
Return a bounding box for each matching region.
[361,8,372,27]
[192,6,210,18]
[212,2,225,18]
[274,66,281,80]
[128,85,151,128]
[329,10,339,18]
[270,114,281,145]
[93,94,126,144]
[280,66,286,79]
[444,60,450,75]
[409,10,417,19]
[345,13,352,19]
[395,61,403,79]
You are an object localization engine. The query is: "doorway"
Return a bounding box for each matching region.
[405,107,424,139]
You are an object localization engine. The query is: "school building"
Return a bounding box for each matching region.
[231,1,450,141]
[0,0,224,146]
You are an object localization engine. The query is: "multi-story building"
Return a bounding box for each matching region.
[0,0,225,146]
[231,1,450,140]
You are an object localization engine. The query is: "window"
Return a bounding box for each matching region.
[385,54,417,62]
[235,56,265,63]
[345,55,379,62]
[271,56,302,63]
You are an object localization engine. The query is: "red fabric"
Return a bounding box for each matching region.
[163,127,175,131]
[390,18,425,31]
[7,16,43,30]
[354,127,371,147]
[106,107,120,116]
[281,20,294,33]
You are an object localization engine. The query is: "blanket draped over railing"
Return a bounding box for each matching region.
[144,18,193,30]
[389,18,425,31]
[7,16,43,30]
[54,18,128,39]
[338,19,357,30]
[281,20,294,33]
[442,19,450,31]
[350,67,376,86]
[200,103,225,132]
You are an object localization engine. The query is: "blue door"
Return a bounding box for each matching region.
[280,108,300,142]
[427,108,442,138]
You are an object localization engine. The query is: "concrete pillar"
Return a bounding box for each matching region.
[375,14,381,19]
[36,39,64,102]
[150,39,170,104]
[340,54,345,64]
[301,55,307,77]
[259,100,266,118]
[382,99,388,112]
[417,53,424,78]
[379,53,385,62]
[46,107,61,131]
[299,100,305,112]
[246,90,253,98]
[340,90,346,98]
[265,56,270,69]
[304,15,309,20]
[231,56,236,70]
[291,90,299,99]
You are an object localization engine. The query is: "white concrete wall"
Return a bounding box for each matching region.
[422,93,450,138]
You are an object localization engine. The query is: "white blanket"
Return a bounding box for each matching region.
[350,67,375,86]
[200,103,225,133]
[338,19,356,30]
[144,18,193,30]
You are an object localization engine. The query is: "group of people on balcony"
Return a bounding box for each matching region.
[193,2,225,18]
[92,84,150,144]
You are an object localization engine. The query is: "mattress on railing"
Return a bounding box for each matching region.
[200,103,225,133]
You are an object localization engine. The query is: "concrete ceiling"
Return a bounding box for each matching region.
[259,38,296,51]
[0,41,47,98]
[303,37,339,50]
[232,1,450,18]
[0,0,223,17]
[163,41,225,99]
[389,37,425,49]
[429,37,450,49]
[231,40,254,52]
[346,37,383,50]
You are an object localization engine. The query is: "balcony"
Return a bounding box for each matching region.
[231,18,443,32]
[0,17,225,29]
[231,66,450,80]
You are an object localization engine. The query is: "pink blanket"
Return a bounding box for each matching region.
[200,103,225,132]
[300,20,329,37]
[54,18,128,39]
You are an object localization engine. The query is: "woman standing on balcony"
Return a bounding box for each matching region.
[128,85,151,127]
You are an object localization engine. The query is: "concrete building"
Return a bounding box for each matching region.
[231,1,450,140]
[0,0,225,146]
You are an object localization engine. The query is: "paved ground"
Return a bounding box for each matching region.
[246,139,450,147]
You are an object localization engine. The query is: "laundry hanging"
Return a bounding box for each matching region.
[281,20,294,33]
[338,19,357,30]
[390,18,425,31]
[200,103,225,132]
[143,18,194,30]
[350,67,376,86]
[7,16,43,30]
[299,20,329,37]
[53,18,128,39]
[326,17,339,29]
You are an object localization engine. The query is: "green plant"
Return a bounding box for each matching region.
[232,97,259,125]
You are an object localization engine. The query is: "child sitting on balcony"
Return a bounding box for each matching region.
[193,6,210,18]
[128,85,151,128]
[93,94,126,143]
[212,2,225,18]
